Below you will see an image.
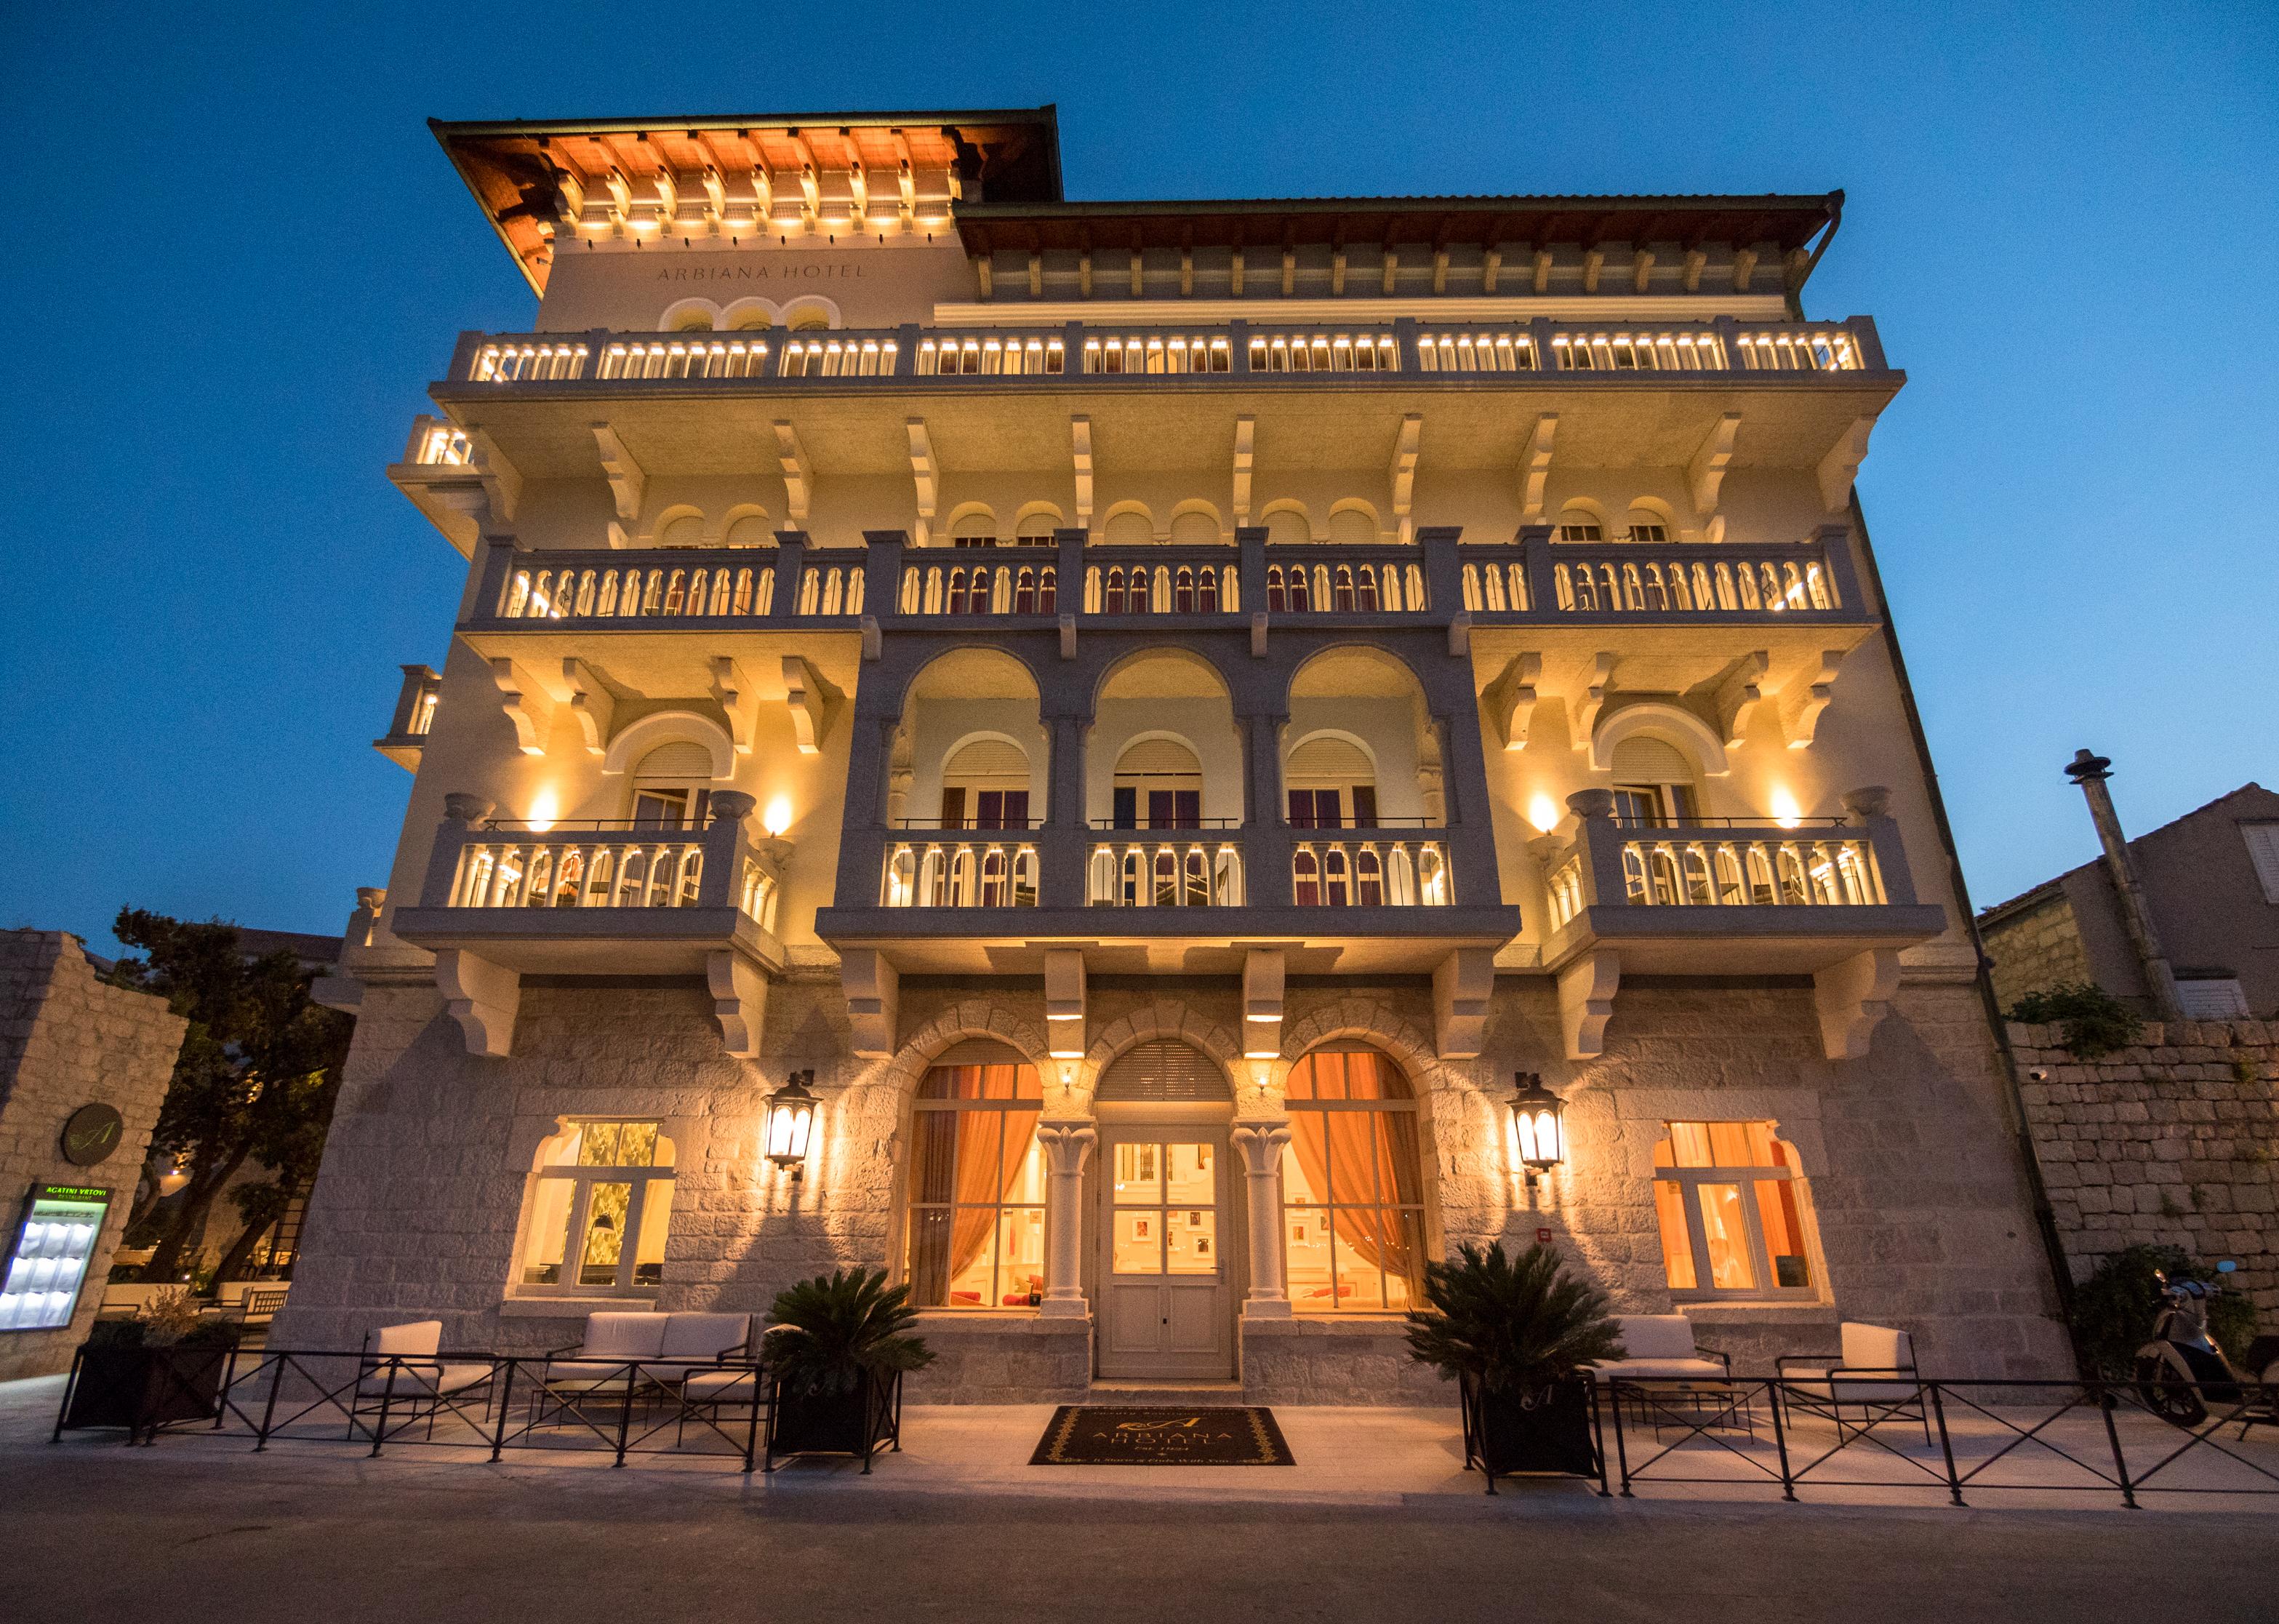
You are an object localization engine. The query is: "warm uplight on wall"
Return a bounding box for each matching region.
[526,788,561,833]
[764,1071,818,1179]
[1769,786,1802,830]
[763,796,793,837]
[1528,793,1563,833]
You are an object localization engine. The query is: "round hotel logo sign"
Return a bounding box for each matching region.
[60,1103,124,1167]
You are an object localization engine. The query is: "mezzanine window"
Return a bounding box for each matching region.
[907,1057,1046,1309]
[1652,1121,1817,1300]
[517,1121,676,1297]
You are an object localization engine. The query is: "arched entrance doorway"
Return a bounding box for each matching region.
[1090,1039,1240,1380]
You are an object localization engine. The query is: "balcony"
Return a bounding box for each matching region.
[426,317,1898,503]
[389,793,786,1058]
[1537,788,1947,1062]
[372,664,439,771]
[817,820,1514,978]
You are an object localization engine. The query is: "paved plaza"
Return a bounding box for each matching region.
[5,1374,2277,1623]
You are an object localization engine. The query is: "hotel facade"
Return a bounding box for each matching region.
[292,107,2074,1399]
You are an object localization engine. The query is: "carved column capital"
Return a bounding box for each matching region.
[1230,1119,1292,1175]
[1036,1120,1098,1176]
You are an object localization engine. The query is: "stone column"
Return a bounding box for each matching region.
[1034,1121,1097,1318]
[1230,1119,1292,1320]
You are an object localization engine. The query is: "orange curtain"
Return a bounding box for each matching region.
[1289,1109,1405,1273]
[948,1107,1038,1282]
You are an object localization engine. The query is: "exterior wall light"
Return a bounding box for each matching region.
[764,1070,818,1179]
[156,1157,193,1197]
[1510,1073,1566,1183]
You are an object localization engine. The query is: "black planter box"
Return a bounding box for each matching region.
[766,1369,902,1471]
[59,1344,234,1440]
[1459,1371,1600,1489]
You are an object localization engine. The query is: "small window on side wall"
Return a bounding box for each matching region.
[1651,1121,1817,1300]
[517,1120,677,1295]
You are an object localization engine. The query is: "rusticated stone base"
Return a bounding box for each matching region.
[1240,1316,1448,1406]
[905,1312,1091,1403]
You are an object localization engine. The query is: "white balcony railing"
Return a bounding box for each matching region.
[1548,553,1838,616]
[1263,560,1425,613]
[1291,840,1451,908]
[1087,841,1246,907]
[881,841,1040,907]
[1616,831,1887,911]
[446,833,779,932]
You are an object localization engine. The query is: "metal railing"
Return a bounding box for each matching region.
[880,839,1041,908]
[1086,838,1247,908]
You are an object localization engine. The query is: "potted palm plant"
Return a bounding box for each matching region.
[1405,1241,1623,1489]
[60,1288,242,1441]
[763,1268,934,1471]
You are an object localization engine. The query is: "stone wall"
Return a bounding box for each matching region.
[1981,889,2092,1012]
[277,961,2075,1392]
[0,932,186,1381]
[2011,1019,2279,1321]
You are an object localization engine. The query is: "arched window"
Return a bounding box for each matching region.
[516,1120,676,1297]
[1113,736,1203,828]
[1286,735,1377,829]
[1651,1121,1817,1300]
[1326,506,1377,545]
[1607,735,1698,828]
[907,1047,1046,1309]
[1263,507,1310,545]
[1281,1048,1425,1312]
[658,513,704,548]
[1014,509,1059,544]
[1555,507,1604,543]
[1102,508,1153,544]
[1169,508,1219,544]
[952,510,997,548]
[630,742,716,828]
[1623,507,1670,544]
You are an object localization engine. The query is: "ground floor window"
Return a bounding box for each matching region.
[517,1120,676,1295]
[1281,1047,1425,1312]
[908,1052,1046,1308]
[1652,1121,1816,1300]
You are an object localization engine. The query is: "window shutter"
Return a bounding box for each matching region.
[636,741,714,778]
[1609,735,1694,783]
[1286,736,1373,780]
[2175,978,2250,1019]
[2243,823,2279,904]
[1116,737,1202,776]
[944,737,1030,779]
[1095,1040,1231,1103]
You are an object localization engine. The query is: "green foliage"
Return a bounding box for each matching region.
[106,911,352,1281]
[1404,1241,1625,1393]
[2070,1244,2259,1375]
[133,1287,204,1347]
[764,1268,935,1396]
[2006,981,2142,1058]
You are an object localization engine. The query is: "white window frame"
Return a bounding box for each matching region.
[2242,823,2279,904]
[513,1119,678,1299]
[1654,1127,1818,1303]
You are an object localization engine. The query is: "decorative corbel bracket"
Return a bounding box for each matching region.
[466,427,524,521]
[905,418,936,547]
[1519,413,1558,521]
[1433,948,1495,1059]
[1558,949,1621,1061]
[488,657,553,756]
[773,421,813,528]
[710,657,757,753]
[1817,416,1875,513]
[781,656,828,754]
[1714,650,1772,747]
[1389,414,1422,545]
[591,423,644,525]
[842,949,900,1059]
[435,949,520,1058]
[1688,412,1741,518]
[1232,416,1255,526]
[1242,948,1285,1059]
[1045,948,1087,1060]
[1570,652,1617,748]
[1491,652,1543,751]
[1070,415,1094,529]
[563,658,614,756]
[708,951,769,1059]
[1814,946,1900,1060]
[1780,649,1847,749]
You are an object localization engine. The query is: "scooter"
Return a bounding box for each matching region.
[2131,1261,2279,1430]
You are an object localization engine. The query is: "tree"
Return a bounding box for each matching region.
[107,910,352,1287]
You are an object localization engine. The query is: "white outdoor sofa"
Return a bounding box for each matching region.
[352,1320,496,1436]
[1587,1315,1733,1384]
[1775,1321,1929,1442]
[536,1311,753,1400]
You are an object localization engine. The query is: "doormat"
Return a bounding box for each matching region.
[1030,1406,1294,1466]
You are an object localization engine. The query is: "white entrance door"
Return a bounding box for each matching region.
[1095,1127,1235,1380]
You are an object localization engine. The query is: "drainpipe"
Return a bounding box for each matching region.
[2063,749,2184,1023]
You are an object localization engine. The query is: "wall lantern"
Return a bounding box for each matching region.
[1510,1073,1566,1182]
[156,1157,193,1197]
[764,1071,819,1179]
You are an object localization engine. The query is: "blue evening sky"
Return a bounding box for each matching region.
[4,2,2273,953]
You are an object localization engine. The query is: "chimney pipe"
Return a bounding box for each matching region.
[2064,749,2184,1023]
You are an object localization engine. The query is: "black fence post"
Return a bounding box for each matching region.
[490,1357,516,1462]
[2094,1380,2140,1510]
[1589,1379,1611,1497]
[613,1362,636,1466]
[253,1353,287,1452]
[1610,1381,1634,1497]
[370,1359,399,1458]
[1766,1380,1798,1502]
[1928,1383,1966,1507]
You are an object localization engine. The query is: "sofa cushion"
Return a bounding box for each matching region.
[1613,1314,1698,1360]
[580,1311,669,1360]
[1590,1355,1728,1383]
[681,1369,760,1401]
[1840,1321,1912,1372]
[371,1319,442,1359]
[660,1313,750,1362]
[359,1361,491,1398]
